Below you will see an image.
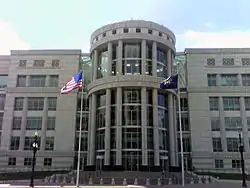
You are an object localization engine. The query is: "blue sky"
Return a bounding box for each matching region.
[0,0,250,54]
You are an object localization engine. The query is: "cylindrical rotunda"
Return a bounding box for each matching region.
[87,20,178,171]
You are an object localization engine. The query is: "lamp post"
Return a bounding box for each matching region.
[238,130,247,187]
[30,132,39,187]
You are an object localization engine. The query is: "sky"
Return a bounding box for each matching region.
[1,0,250,55]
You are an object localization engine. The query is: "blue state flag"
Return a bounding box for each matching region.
[160,74,178,90]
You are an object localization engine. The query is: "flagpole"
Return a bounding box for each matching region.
[177,74,185,187]
[76,63,84,187]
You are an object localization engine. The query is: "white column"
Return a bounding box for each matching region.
[141,40,146,75]
[219,97,227,151]
[152,42,157,77]
[238,74,242,86]
[216,74,220,86]
[153,89,160,166]
[93,50,98,80]
[117,40,123,75]
[40,97,48,150]
[45,76,50,87]
[240,97,249,152]
[87,96,92,165]
[105,89,111,165]
[89,94,96,165]
[116,87,122,165]
[107,42,112,76]
[141,87,148,165]
[19,97,28,150]
[26,76,30,87]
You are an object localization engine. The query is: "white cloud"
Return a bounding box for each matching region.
[204,23,212,28]
[0,21,30,55]
[176,29,250,51]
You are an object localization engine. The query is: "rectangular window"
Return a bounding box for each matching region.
[211,117,220,131]
[225,117,242,131]
[215,160,224,168]
[232,160,241,168]
[26,117,42,130]
[227,138,239,152]
[33,60,45,67]
[8,157,16,166]
[12,116,22,130]
[24,136,41,150]
[28,97,44,111]
[0,94,5,110]
[222,58,234,65]
[30,75,46,87]
[220,74,237,86]
[10,136,20,150]
[48,75,58,87]
[45,137,54,150]
[242,58,250,65]
[247,118,250,131]
[242,74,250,86]
[16,75,26,87]
[14,97,24,111]
[43,158,52,166]
[209,97,219,111]
[223,97,240,111]
[24,158,32,166]
[47,117,56,130]
[207,74,217,86]
[18,60,27,67]
[48,97,57,110]
[0,113,3,130]
[0,75,8,88]
[52,60,59,68]
[207,58,215,66]
[212,138,222,152]
[245,97,250,110]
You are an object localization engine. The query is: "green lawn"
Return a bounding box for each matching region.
[196,172,248,180]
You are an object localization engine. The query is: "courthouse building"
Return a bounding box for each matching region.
[0,20,249,174]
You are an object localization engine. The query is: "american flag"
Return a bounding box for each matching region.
[60,71,83,94]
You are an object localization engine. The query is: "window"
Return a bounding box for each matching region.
[232,160,241,168]
[33,60,45,67]
[96,109,105,128]
[0,75,8,88]
[223,97,240,111]
[215,160,224,168]
[242,74,250,86]
[26,117,42,130]
[10,136,20,150]
[18,60,27,67]
[12,117,22,130]
[207,58,215,66]
[14,97,24,111]
[211,117,220,131]
[227,138,239,152]
[207,74,216,86]
[245,97,250,110]
[96,130,105,150]
[0,94,5,110]
[158,108,167,128]
[212,138,222,152]
[148,29,152,34]
[242,58,250,65]
[123,106,141,126]
[47,117,56,130]
[222,58,234,65]
[16,75,26,87]
[52,60,59,68]
[75,132,88,151]
[122,128,141,149]
[136,28,141,33]
[247,118,250,131]
[102,33,106,37]
[0,113,3,130]
[124,28,129,33]
[220,74,237,86]
[44,158,52,166]
[178,137,191,152]
[49,75,58,87]
[30,75,46,87]
[24,158,32,166]
[159,32,162,36]
[48,97,57,110]
[45,137,54,150]
[123,89,141,103]
[225,117,242,131]
[112,29,116,35]
[24,136,40,150]
[8,157,16,166]
[97,93,106,107]
[28,97,44,111]
[209,97,219,111]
